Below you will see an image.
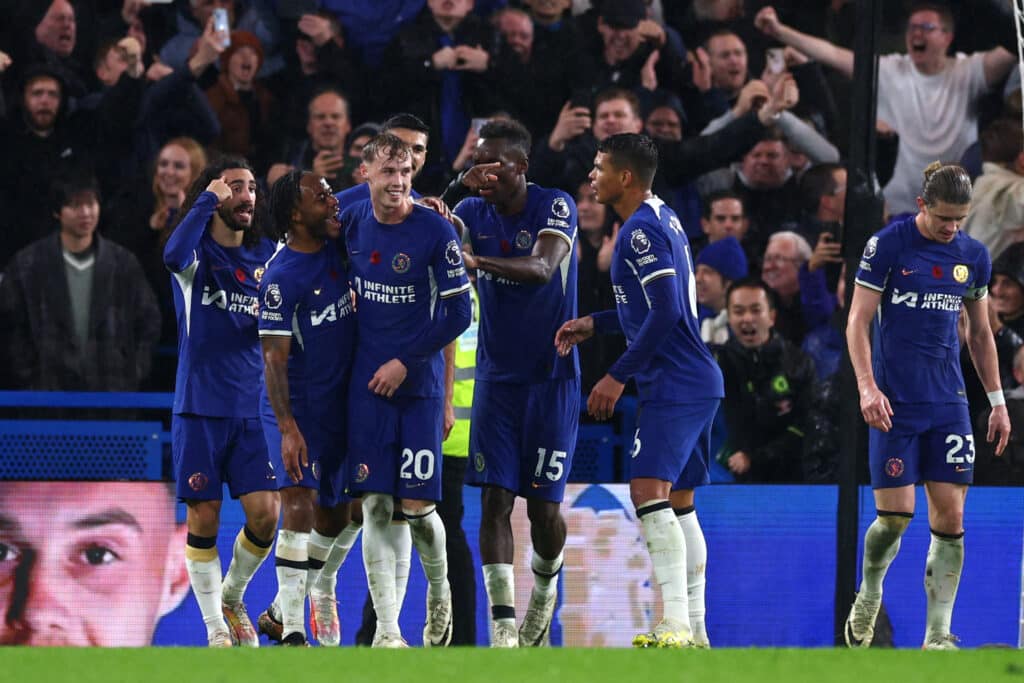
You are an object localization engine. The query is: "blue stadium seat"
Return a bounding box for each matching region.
[569,423,616,482]
[0,420,163,480]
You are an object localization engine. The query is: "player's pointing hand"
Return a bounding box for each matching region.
[460,162,501,193]
[206,176,232,203]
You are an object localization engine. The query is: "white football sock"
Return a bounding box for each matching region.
[531,550,563,598]
[860,517,905,597]
[306,530,335,596]
[312,521,361,596]
[390,521,413,610]
[677,508,707,642]
[483,563,516,629]
[185,538,227,637]
[362,494,399,635]
[924,530,964,640]
[404,506,449,600]
[638,500,690,630]
[274,529,309,638]
[222,526,272,605]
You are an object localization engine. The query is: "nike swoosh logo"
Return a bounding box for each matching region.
[350,250,361,254]
[476,235,493,240]
[314,289,322,295]
[901,268,916,276]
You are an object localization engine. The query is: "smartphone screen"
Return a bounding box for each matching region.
[212,8,231,47]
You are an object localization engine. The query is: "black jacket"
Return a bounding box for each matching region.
[529,110,767,197]
[714,332,817,482]
[379,8,506,192]
[0,233,160,391]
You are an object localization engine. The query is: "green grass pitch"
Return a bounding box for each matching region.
[5,648,1023,683]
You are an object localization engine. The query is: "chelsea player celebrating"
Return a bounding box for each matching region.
[454,119,581,649]
[556,134,724,649]
[164,157,279,648]
[845,162,1010,650]
[257,171,355,646]
[341,133,471,647]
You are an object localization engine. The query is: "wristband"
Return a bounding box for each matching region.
[987,390,1006,407]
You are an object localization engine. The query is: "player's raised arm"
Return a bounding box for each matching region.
[962,297,1011,455]
[846,283,893,431]
[754,6,854,79]
[163,177,232,272]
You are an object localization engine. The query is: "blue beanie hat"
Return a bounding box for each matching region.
[696,237,748,282]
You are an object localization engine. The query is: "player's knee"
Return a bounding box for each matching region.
[186,499,222,534]
[314,502,351,536]
[931,508,963,536]
[280,486,312,511]
[876,511,912,535]
[241,498,281,539]
[629,479,670,510]
[362,493,394,527]
[525,499,561,529]
[247,508,279,540]
[481,486,515,518]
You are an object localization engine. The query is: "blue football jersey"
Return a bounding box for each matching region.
[342,202,471,398]
[854,214,991,404]
[166,192,277,417]
[257,241,355,425]
[455,184,580,383]
[610,197,724,403]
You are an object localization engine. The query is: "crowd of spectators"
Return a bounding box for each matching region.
[0,0,1021,484]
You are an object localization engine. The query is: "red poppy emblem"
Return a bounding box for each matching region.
[932,266,943,279]
[500,239,512,254]
[234,268,247,282]
[370,250,381,265]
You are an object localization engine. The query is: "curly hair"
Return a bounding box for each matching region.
[267,169,305,241]
[171,155,266,248]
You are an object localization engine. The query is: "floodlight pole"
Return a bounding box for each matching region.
[835,0,885,646]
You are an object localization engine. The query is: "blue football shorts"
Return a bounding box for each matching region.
[172,414,276,500]
[466,377,581,502]
[869,402,975,488]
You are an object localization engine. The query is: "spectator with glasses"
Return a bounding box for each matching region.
[761,230,836,346]
[754,2,1015,217]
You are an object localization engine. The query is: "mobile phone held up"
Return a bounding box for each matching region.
[765,47,785,74]
[212,8,231,48]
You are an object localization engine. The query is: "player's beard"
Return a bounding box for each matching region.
[218,203,254,233]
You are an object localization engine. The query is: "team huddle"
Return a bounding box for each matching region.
[168,112,1009,650]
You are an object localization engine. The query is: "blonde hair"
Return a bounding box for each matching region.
[150,137,207,231]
